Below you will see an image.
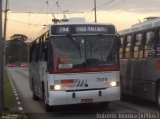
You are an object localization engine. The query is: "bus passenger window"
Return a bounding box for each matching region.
[159,30,160,42]
[144,31,155,58]
[126,36,132,46]
[32,42,36,62]
[120,37,124,46]
[125,35,132,58]
[156,30,160,57]
[44,43,48,61]
[29,45,32,62]
[120,37,124,58]
[146,31,155,44]
[35,39,40,62]
[134,34,143,58]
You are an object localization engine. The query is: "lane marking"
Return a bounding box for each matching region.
[16,97,19,100]
[18,107,23,111]
[7,68,25,112]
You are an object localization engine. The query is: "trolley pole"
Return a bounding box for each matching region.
[0,0,4,111]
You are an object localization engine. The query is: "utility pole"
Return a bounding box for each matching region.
[0,0,4,111]
[94,0,97,22]
[4,0,9,65]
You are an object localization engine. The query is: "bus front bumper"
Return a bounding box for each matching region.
[47,87,120,106]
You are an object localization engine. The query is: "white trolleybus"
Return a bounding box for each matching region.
[29,18,120,112]
[119,17,160,109]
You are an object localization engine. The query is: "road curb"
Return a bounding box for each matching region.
[7,69,24,113]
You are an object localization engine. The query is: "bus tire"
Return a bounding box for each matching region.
[45,103,53,112]
[120,76,124,100]
[33,91,39,101]
[157,81,160,109]
[41,82,44,100]
[32,81,39,101]
[99,101,110,108]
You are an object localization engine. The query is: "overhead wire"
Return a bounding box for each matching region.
[22,1,49,38]
[50,0,60,20]
[56,0,69,19]
[96,0,115,10]
[8,19,44,26]
[10,0,126,39]
[83,0,117,21]
[28,3,48,25]
[97,0,126,11]
[107,0,126,10]
[96,0,126,16]
[28,0,53,38]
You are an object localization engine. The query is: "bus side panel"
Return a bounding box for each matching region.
[123,58,159,102]
[38,61,48,99]
[142,58,160,101]
[131,59,144,96]
[29,63,33,90]
[144,59,160,82]
[131,59,156,101]
[120,59,132,95]
[30,62,41,97]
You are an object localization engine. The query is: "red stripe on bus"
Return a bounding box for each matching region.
[59,61,73,64]
[86,66,119,71]
[53,68,86,73]
[48,66,119,73]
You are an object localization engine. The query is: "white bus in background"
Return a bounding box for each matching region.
[29,18,120,112]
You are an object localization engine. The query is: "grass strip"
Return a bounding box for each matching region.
[3,69,17,110]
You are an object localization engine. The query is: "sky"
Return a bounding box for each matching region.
[3,0,160,40]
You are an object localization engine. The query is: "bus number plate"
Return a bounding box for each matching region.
[81,99,93,103]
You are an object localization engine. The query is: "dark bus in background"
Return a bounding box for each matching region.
[119,17,160,108]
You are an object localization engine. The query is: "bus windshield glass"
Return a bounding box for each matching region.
[50,35,118,73]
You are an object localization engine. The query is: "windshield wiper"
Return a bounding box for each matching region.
[66,34,82,58]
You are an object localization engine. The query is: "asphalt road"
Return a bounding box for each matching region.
[7,67,159,119]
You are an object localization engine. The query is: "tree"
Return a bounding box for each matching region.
[6,34,28,63]
[10,34,28,42]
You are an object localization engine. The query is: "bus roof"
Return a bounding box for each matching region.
[119,17,160,35]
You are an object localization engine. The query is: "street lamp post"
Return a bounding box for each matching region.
[4,0,9,65]
[0,0,9,111]
[94,0,97,22]
[0,0,4,111]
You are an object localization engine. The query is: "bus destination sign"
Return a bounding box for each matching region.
[76,26,107,33]
[51,25,115,35]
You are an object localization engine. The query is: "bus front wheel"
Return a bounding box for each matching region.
[32,80,39,101]
[45,103,53,112]
[99,101,110,108]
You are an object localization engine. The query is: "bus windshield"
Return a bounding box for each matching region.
[50,35,119,73]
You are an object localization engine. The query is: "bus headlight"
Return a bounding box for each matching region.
[106,81,119,88]
[54,85,61,90]
[110,81,117,87]
[50,85,61,91]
